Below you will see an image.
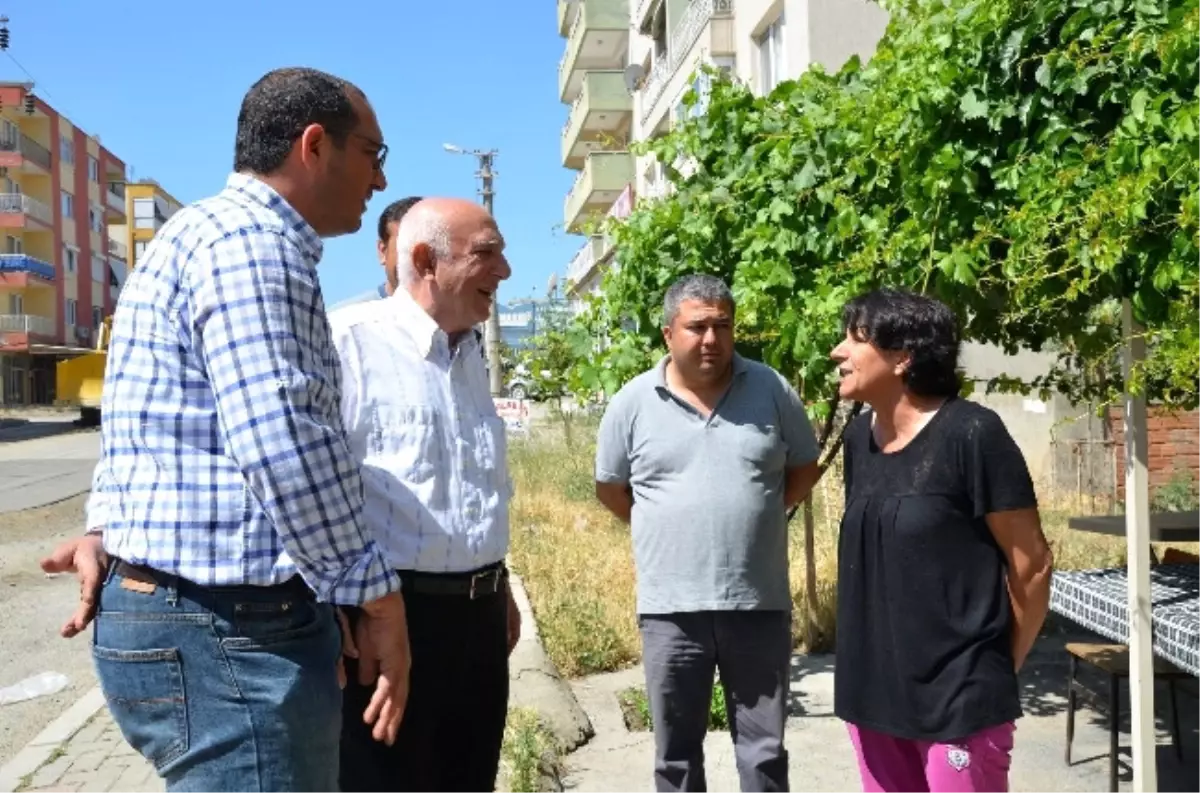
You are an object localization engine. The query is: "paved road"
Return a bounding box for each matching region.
[0,495,99,769]
[0,427,99,515]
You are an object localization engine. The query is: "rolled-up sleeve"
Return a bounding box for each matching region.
[188,232,399,605]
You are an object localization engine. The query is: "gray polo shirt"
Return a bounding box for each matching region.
[595,354,819,614]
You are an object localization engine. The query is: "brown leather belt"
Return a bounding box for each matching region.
[398,562,508,599]
[113,558,312,597]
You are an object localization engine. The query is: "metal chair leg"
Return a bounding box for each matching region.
[1109,673,1120,793]
[1168,679,1182,761]
[1066,655,1077,765]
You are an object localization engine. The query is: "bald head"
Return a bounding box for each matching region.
[395,197,510,333]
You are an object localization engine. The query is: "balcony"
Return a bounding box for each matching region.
[105,182,127,220]
[562,71,633,169]
[0,313,56,338]
[559,0,630,103]
[0,253,55,283]
[107,237,128,260]
[639,0,735,130]
[0,133,53,173]
[0,193,53,227]
[633,0,660,31]
[557,0,578,36]
[564,151,634,234]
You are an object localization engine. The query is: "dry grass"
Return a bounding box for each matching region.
[508,419,1197,679]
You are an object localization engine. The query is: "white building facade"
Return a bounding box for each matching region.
[556,0,890,311]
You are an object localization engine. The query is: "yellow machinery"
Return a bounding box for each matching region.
[55,316,110,426]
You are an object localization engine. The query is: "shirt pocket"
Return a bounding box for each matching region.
[368,405,441,484]
[473,415,512,497]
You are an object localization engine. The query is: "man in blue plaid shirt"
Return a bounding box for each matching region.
[41,68,410,792]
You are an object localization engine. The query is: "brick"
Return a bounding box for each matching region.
[27,756,71,788]
[109,739,141,758]
[82,763,128,793]
[65,747,111,775]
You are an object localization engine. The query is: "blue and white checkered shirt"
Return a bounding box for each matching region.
[86,172,401,606]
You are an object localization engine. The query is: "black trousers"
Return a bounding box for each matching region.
[338,582,510,792]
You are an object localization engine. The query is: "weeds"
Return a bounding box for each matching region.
[509,421,1198,677]
[617,682,731,732]
[500,707,563,792]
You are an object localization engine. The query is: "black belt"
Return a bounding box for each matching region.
[112,558,312,598]
[399,562,508,600]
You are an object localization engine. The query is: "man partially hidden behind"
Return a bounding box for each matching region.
[329,196,422,310]
[46,68,411,791]
[594,274,822,792]
[330,197,518,792]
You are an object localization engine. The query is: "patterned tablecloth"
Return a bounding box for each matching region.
[1050,564,1199,676]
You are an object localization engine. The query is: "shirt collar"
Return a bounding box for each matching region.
[389,289,479,361]
[223,172,323,263]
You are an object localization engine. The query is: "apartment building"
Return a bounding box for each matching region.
[106,179,183,295]
[557,0,889,310]
[0,82,129,406]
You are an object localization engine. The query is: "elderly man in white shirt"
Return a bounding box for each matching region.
[329,197,518,792]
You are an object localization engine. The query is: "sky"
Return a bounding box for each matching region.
[1,0,582,307]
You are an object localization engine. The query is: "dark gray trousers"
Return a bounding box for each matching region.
[639,610,792,792]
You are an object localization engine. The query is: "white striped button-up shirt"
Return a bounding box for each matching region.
[328,289,511,573]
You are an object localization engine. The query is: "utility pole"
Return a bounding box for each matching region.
[444,143,503,396]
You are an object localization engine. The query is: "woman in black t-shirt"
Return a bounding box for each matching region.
[829,288,1054,792]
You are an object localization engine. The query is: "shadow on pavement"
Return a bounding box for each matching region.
[1026,614,1199,792]
[0,419,89,444]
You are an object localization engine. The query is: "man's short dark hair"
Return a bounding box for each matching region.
[234,67,361,175]
[841,288,961,398]
[377,197,423,244]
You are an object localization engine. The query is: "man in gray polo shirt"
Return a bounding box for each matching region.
[595,274,820,792]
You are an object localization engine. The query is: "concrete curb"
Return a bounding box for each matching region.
[0,686,106,793]
[506,570,595,752]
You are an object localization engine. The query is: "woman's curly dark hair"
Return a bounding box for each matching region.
[841,288,961,398]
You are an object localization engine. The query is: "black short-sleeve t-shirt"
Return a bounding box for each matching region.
[833,397,1038,742]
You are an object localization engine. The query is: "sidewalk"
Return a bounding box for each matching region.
[0,690,159,793]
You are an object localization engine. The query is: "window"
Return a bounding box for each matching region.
[0,121,16,149]
[134,240,148,261]
[92,306,103,331]
[88,204,105,233]
[61,191,74,219]
[8,293,23,314]
[63,246,78,274]
[756,13,786,95]
[88,155,99,182]
[133,197,156,229]
[5,235,22,254]
[92,253,106,282]
[60,136,75,165]
[65,298,77,327]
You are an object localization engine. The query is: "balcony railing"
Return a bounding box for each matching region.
[0,193,54,226]
[107,238,128,260]
[0,134,53,170]
[0,313,55,337]
[106,183,126,214]
[567,238,598,284]
[0,253,55,281]
[640,0,734,124]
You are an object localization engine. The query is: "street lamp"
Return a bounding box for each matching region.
[444,142,503,397]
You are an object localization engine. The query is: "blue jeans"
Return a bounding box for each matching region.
[91,562,342,792]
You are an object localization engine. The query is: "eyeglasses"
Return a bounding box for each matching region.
[351,132,388,172]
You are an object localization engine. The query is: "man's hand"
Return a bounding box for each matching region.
[352,592,411,746]
[40,534,108,639]
[506,581,521,655]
